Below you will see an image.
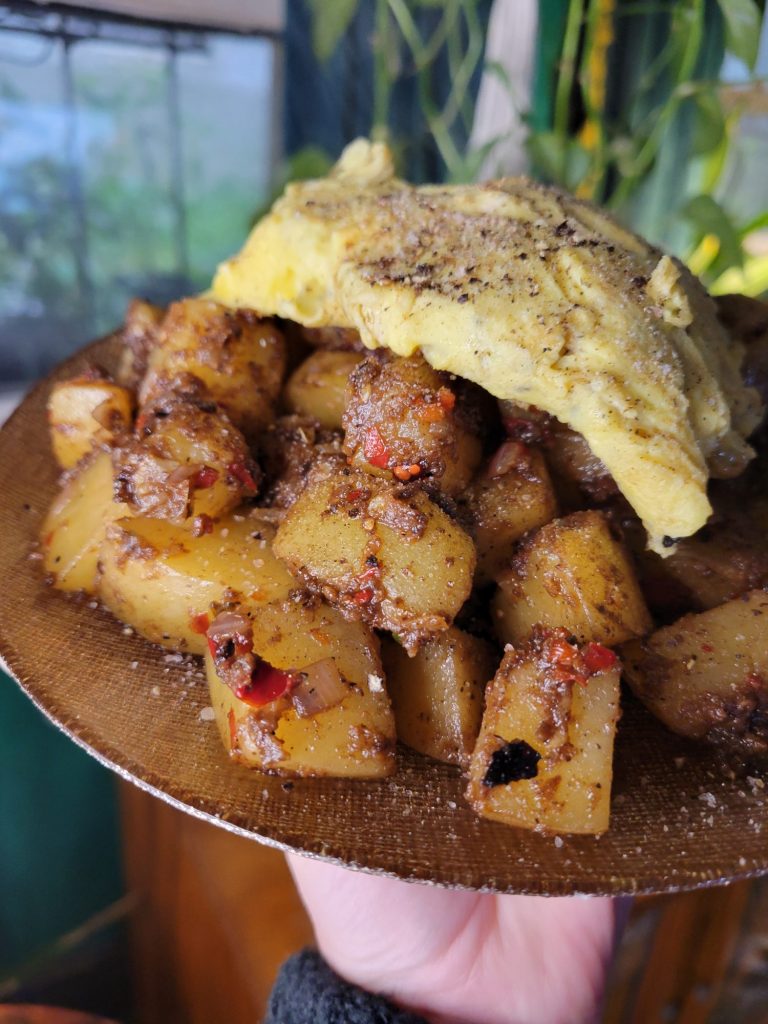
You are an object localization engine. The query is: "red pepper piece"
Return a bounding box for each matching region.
[192,466,219,490]
[236,661,294,707]
[228,461,258,491]
[352,587,374,605]
[363,427,390,469]
[190,612,210,635]
[582,642,618,675]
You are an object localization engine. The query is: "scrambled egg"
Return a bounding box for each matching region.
[213,140,762,553]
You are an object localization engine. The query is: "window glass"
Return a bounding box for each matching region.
[0,12,278,386]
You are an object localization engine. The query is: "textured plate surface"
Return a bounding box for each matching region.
[1,338,767,896]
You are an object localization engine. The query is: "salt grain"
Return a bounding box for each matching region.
[553,836,563,849]
[150,686,161,697]
[367,673,384,693]
[199,706,215,722]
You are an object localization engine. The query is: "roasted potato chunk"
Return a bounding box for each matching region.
[41,450,130,593]
[114,397,259,522]
[273,462,476,651]
[382,628,495,766]
[342,352,482,495]
[466,628,621,834]
[206,599,395,777]
[622,589,768,760]
[260,415,343,510]
[493,510,652,647]
[285,350,363,430]
[98,513,296,654]
[119,298,163,387]
[464,441,558,583]
[48,376,134,470]
[139,298,287,439]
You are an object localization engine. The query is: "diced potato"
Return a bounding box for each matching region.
[545,421,619,503]
[493,510,652,647]
[622,589,768,759]
[206,599,395,777]
[48,377,134,469]
[113,397,258,522]
[273,463,476,650]
[41,450,129,593]
[382,627,496,766]
[139,297,287,439]
[118,298,163,387]
[285,350,363,430]
[342,352,482,495]
[466,628,621,834]
[260,415,344,509]
[464,441,558,583]
[98,513,296,654]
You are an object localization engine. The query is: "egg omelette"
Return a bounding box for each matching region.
[212,140,763,553]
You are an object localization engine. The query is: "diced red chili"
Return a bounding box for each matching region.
[189,612,210,635]
[236,661,295,707]
[347,488,364,502]
[363,428,390,469]
[582,642,618,675]
[228,461,258,491]
[352,587,374,605]
[192,466,219,490]
[437,387,456,411]
[393,463,422,482]
[701,643,714,653]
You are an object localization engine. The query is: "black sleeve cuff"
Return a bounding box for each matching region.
[265,948,429,1024]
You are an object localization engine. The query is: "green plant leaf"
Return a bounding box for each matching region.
[307,0,358,61]
[716,0,762,70]
[691,88,726,155]
[683,194,743,273]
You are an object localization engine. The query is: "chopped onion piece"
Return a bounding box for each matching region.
[291,658,348,718]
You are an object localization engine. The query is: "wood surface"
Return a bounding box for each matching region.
[121,781,768,1024]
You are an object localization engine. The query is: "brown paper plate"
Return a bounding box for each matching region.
[1,336,767,896]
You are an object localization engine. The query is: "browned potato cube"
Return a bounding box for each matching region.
[206,599,395,778]
[114,397,259,522]
[382,628,495,766]
[493,511,652,647]
[273,463,476,651]
[342,352,482,495]
[464,441,558,583]
[48,376,133,469]
[118,298,163,386]
[41,450,130,593]
[260,416,343,510]
[466,627,621,834]
[98,512,296,654]
[140,297,287,439]
[285,350,363,430]
[622,589,768,760]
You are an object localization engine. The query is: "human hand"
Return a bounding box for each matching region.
[288,854,621,1024]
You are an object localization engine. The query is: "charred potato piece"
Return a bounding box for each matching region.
[467,628,621,834]
[48,376,134,469]
[493,510,651,647]
[114,397,259,523]
[464,441,558,583]
[98,513,296,654]
[206,599,395,777]
[118,298,163,387]
[285,350,363,430]
[342,352,482,495]
[41,450,130,593]
[622,589,768,760]
[382,628,495,766]
[273,462,476,651]
[140,298,287,439]
[260,415,343,510]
